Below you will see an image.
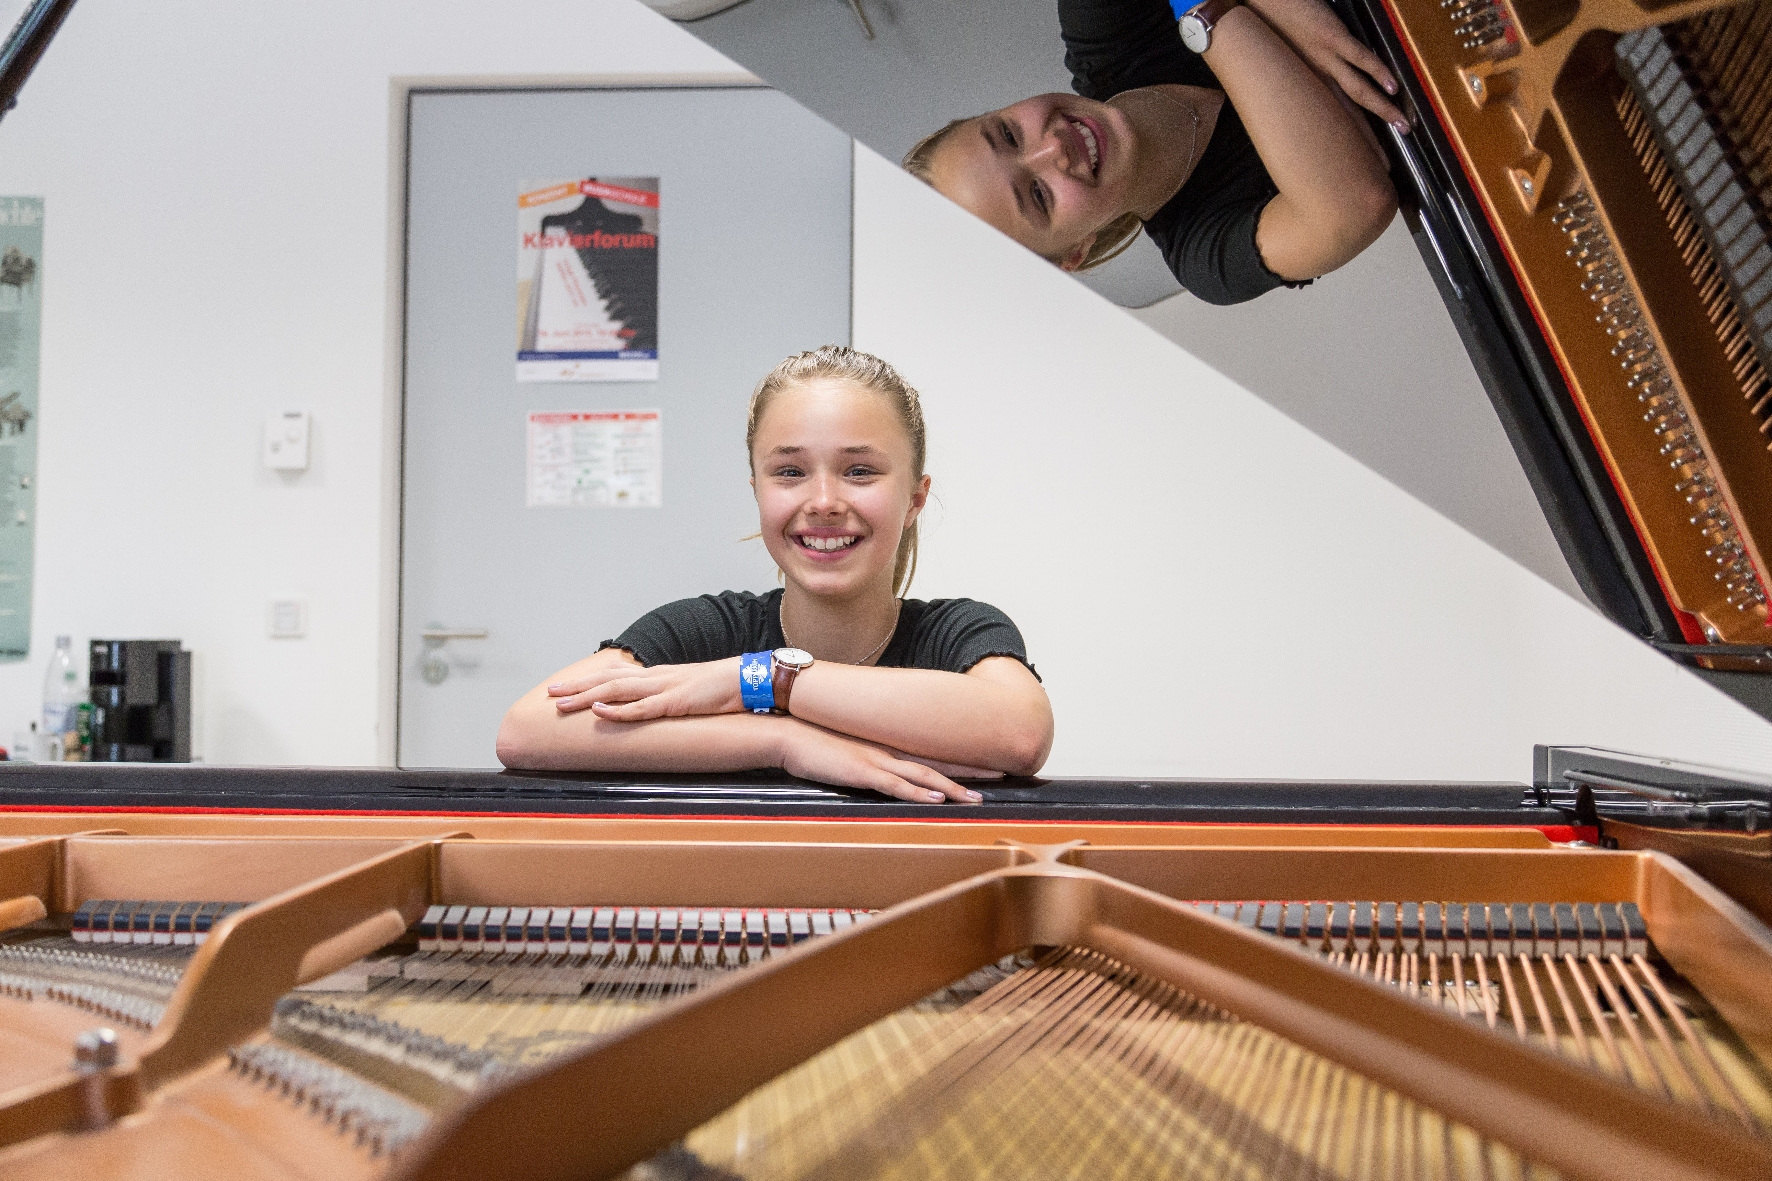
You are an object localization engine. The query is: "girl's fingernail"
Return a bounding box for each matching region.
[1392,119,1410,135]
[965,790,983,802]
[1385,79,1397,94]
[927,791,945,802]
[547,684,564,692]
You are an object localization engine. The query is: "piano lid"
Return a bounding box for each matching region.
[0,0,76,124]
[1331,0,1772,713]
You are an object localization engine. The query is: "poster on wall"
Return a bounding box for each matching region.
[0,198,41,659]
[517,177,659,383]
[527,410,662,507]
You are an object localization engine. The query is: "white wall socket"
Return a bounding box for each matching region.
[267,598,307,638]
[264,410,311,471]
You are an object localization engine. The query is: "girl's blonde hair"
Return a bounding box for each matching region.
[902,120,1144,272]
[747,345,927,596]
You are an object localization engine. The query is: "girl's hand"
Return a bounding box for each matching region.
[780,724,994,804]
[549,657,742,720]
[1244,0,1408,132]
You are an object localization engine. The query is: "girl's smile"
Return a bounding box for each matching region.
[752,378,928,603]
[795,528,864,557]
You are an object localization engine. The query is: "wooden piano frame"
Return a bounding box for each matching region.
[1,812,1769,1181]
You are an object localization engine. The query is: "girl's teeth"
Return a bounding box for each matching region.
[1074,119,1099,171]
[802,535,856,551]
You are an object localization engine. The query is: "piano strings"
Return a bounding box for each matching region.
[8,894,1770,1175]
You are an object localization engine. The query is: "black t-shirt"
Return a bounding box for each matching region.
[1062,0,1308,305]
[600,588,1038,680]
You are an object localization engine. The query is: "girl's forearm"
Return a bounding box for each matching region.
[497,694,787,772]
[1204,7,1395,274]
[784,662,1053,775]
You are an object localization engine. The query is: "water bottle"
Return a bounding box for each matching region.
[42,635,82,758]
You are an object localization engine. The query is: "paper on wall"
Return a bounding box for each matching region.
[527,411,662,507]
[517,178,659,382]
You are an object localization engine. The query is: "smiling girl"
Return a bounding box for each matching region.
[903,0,1401,304]
[495,345,1053,803]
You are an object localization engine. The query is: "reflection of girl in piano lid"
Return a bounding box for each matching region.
[901,0,1402,305]
[498,345,1053,803]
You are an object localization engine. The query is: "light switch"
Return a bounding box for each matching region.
[264,411,311,472]
[267,598,307,638]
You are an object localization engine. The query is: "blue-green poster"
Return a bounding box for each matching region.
[0,197,40,659]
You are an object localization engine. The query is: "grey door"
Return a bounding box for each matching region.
[400,86,853,768]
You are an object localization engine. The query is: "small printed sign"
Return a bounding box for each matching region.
[526,410,662,507]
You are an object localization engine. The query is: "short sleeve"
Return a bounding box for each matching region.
[901,599,1040,681]
[1151,191,1300,306]
[1143,107,1311,306]
[598,591,777,667]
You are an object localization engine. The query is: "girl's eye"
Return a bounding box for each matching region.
[1032,180,1049,215]
[774,466,804,478]
[1001,121,1017,148]
[845,466,879,478]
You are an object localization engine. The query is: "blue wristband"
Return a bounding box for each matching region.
[1169,0,1210,15]
[738,650,775,713]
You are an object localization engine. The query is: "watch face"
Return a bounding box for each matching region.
[1180,14,1210,52]
[774,647,814,668]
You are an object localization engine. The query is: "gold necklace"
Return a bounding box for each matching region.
[781,597,902,666]
[1153,87,1204,182]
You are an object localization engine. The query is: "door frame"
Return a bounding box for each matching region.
[378,72,766,766]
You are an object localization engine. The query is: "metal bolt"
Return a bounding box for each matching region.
[1470,76,1484,95]
[1521,176,1535,195]
[74,1027,119,1071]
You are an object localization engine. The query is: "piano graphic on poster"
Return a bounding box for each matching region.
[517,176,659,382]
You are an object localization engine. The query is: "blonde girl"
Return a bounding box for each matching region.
[497,345,1052,802]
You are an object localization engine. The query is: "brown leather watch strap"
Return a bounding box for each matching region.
[1186,0,1242,35]
[773,661,803,715]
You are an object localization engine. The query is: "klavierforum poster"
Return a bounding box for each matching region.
[517,177,659,382]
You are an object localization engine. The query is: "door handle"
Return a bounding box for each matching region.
[421,627,489,644]
[418,624,489,686]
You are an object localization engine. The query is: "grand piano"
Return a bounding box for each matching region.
[0,749,1766,1179]
[2,0,1771,1176]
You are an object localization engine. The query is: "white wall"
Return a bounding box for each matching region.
[0,0,733,764]
[1133,222,1587,601]
[2,0,1768,780]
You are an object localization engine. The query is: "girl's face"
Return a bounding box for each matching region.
[751,379,929,602]
[925,92,1137,269]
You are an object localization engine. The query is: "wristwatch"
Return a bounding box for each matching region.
[1178,0,1241,53]
[770,648,814,715]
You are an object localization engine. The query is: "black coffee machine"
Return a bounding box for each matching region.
[88,640,191,762]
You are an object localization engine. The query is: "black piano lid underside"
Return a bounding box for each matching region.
[1334,0,1772,721]
[1331,0,1683,652]
[0,762,1567,826]
[1317,0,1772,725]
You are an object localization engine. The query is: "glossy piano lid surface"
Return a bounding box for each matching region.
[0,762,1564,826]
